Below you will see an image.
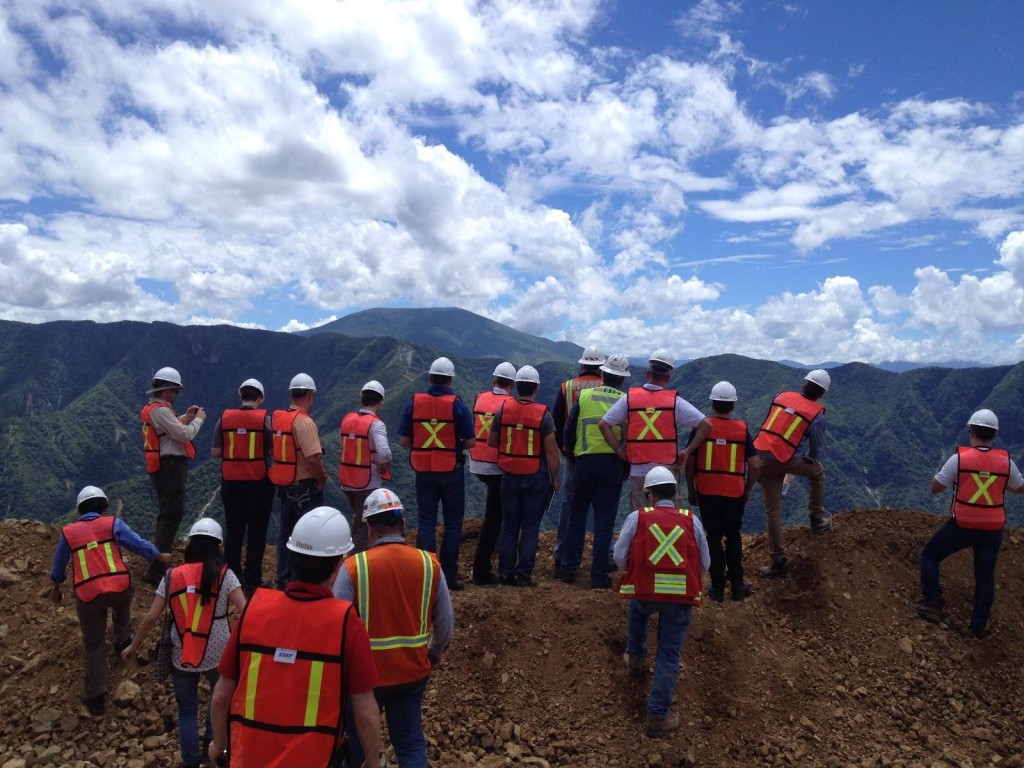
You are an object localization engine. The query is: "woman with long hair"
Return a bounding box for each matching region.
[122,518,245,768]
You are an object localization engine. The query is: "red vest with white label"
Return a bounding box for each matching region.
[625,388,678,464]
[220,409,268,482]
[753,391,824,462]
[951,446,1009,531]
[169,562,227,668]
[469,390,510,465]
[693,417,747,498]
[616,505,702,604]
[62,516,130,602]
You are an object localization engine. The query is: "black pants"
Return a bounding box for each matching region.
[222,477,276,588]
[275,480,324,589]
[146,456,188,580]
[698,494,746,591]
[472,473,503,581]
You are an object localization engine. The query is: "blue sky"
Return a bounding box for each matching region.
[1,0,1022,364]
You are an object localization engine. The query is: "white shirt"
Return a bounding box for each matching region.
[934,447,1024,495]
[614,499,711,573]
[469,387,512,476]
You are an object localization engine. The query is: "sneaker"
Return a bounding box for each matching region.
[623,653,644,677]
[731,582,753,601]
[706,587,725,603]
[810,516,833,535]
[472,574,500,587]
[646,712,680,737]
[909,599,945,624]
[758,559,789,578]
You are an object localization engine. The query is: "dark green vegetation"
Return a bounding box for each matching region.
[1,319,1021,541]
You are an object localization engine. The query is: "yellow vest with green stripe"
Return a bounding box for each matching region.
[574,385,624,457]
[616,505,702,605]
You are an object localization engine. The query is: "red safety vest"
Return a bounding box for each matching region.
[616,505,702,604]
[410,394,458,473]
[169,563,228,668]
[141,401,196,473]
[694,418,748,498]
[229,587,353,768]
[345,545,440,688]
[952,446,1009,531]
[561,374,602,410]
[497,400,548,475]
[338,411,388,489]
[469,390,511,465]
[220,409,268,482]
[62,516,130,603]
[268,410,304,487]
[625,388,678,464]
[753,391,825,462]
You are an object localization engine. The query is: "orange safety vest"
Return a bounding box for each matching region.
[228,588,353,768]
[625,388,678,465]
[694,418,748,498]
[616,506,702,605]
[220,409,268,482]
[410,393,458,473]
[753,391,825,463]
[141,401,196,473]
[952,446,1009,531]
[62,516,130,603]
[338,411,389,489]
[497,400,548,475]
[169,563,228,669]
[469,390,511,465]
[345,545,440,688]
[268,410,304,487]
[561,374,602,410]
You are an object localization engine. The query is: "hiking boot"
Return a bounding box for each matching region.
[909,599,945,624]
[810,516,833,535]
[623,653,644,678]
[706,586,725,603]
[560,571,577,584]
[646,712,680,737]
[472,574,500,587]
[448,578,466,591]
[758,559,789,578]
[497,575,516,586]
[731,581,753,601]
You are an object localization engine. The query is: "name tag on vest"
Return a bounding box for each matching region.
[715,438,726,445]
[784,408,795,414]
[274,648,298,664]
[236,428,248,435]
[347,433,357,439]
[186,585,196,594]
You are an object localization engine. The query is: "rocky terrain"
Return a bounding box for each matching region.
[2,508,1023,767]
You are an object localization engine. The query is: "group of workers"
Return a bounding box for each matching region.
[47,349,1022,764]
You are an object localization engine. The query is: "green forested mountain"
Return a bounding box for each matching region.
[1,320,1022,541]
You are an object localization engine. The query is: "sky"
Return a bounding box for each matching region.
[1,0,1023,365]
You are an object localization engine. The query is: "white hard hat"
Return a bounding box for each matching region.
[428,357,456,377]
[578,346,606,366]
[968,409,999,430]
[710,381,738,402]
[361,380,386,398]
[804,369,831,391]
[148,366,183,393]
[188,518,224,542]
[287,506,354,557]
[239,378,265,397]
[76,486,108,507]
[289,373,317,392]
[515,365,540,384]
[643,466,677,490]
[362,488,404,522]
[649,350,675,369]
[600,354,631,378]
[492,362,517,380]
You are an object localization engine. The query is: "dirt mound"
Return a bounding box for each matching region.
[2,509,1023,767]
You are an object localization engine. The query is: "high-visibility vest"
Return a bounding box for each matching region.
[574,386,624,457]
[169,563,228,669]
[62,516,130,603]
[268,409,304,487]
[616,506,702,605]
[561,375,602,410]
[410,393,458,473]
[753,391,825,462]
[228,587,353,768]
[141,401,196,474]
[625,388,678,464]
[693,418,748,498]
[345,545,440,688]
[469,390,510,465]
[338,411,386,489]
[497,400,548,475]
[951,446,1009,531]
[220,409,268,482]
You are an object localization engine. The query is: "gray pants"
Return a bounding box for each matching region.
[75,586,133,700]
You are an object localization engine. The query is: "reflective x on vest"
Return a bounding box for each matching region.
[421,421,447,449]
[967,473,998,505]
[648,524,684,566]
[475,412,494,440]
[637,410,664,440]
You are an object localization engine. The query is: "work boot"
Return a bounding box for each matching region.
[552,561,563,579]
[706,586,725,603]
[560,571,577,584]
[970,621,990,639]
[909,599,945,624]
[623,653,644,678]
[731,581,753,601]
[758,558,788,578]
[82,694,105,717]
[113,635,134,657]
[472,574,500,587]
[646,712,680,737]
[810,516,833,535]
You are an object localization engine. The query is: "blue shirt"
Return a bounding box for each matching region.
[397,385,476,455]
[50,513,160,583]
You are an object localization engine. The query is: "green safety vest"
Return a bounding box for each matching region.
[574,386,624,457]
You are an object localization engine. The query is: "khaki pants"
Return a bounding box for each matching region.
[758,456,826,562]
[75,586,133,700]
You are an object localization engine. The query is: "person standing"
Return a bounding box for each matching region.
[489,366,560,587]
[910,409,1024,638]
[615,466,709,737]
[684,381,760,602]
[333,489,454,768]
[469,362,516,586]
[49,485,171,717]
[269,373,329,589]
[560,353,631,588]
[398,357,476,590]
[121,519,246,768]
[141,366,205,585]
[339,380,393,553]
[210,378,275,595]
[753,369,832,578]
[208,507,381,768]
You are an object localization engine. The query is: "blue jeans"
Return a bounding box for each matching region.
[563,454,623,585]
[921,517,1004,632]
[498,471,550,580]
[275,480,324,589]
[171,667,219,767]
[414,467,466,582]
[346,679,429,768]
[551,459,576,561]
[625,600,693,720]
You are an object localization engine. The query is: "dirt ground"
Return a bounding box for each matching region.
[2,508,1023,767]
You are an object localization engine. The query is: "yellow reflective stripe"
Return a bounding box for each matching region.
[653,573,688,595]
[619,584,636,594]
[782,416,804,441]
[527,427,535,456]
[227,431,235,458]
[637,410,663,440]
[968,473,998,505]
[729,443,737,473]
[421,422,446,448]
[649,524,684,566]
[763,406,783,432]
[370,634,431,650]
[304,660,324,727]
[278,434,289,462]
[355,437,363,467]
[476,413,493,439]
[703,442,713,471]
[354,553,370,631]
[77,549,90,580]
[248,431,256,460]
[190,599,203,634]
[103,543,117,573]
[245,653,261,720]
[419,551,433,636]
[504,427,513,454]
